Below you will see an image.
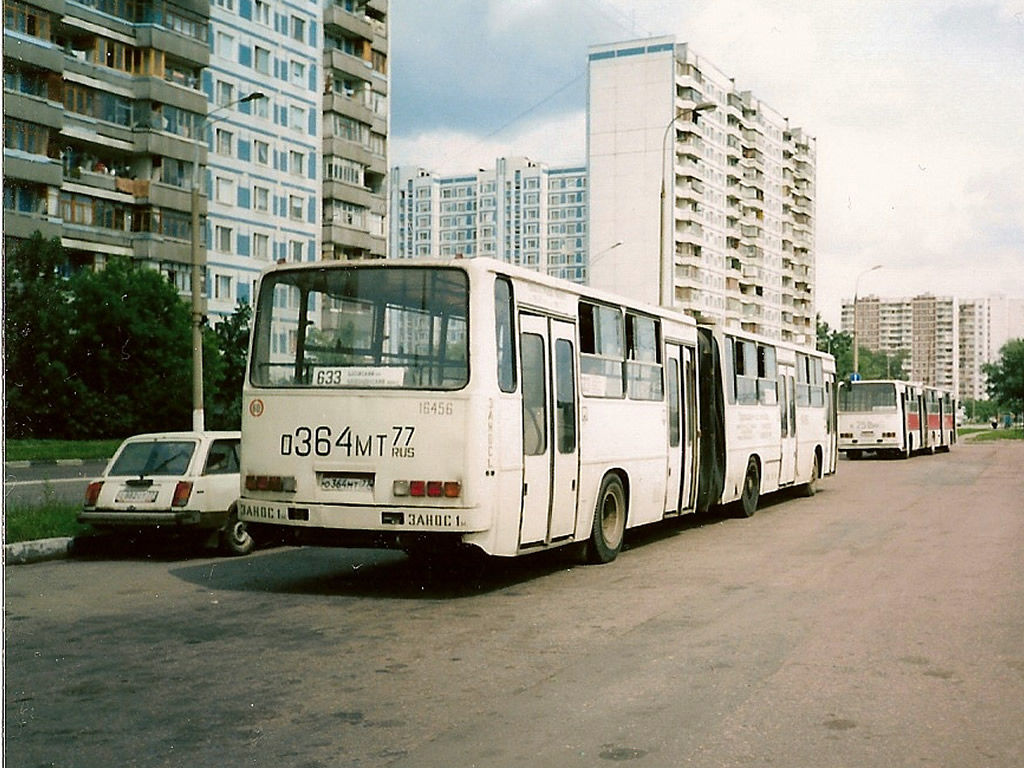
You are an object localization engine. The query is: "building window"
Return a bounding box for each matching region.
[216,177,235,205]
[215,274,232,299]
[290,61,305,86]
[254,0,270,25]
[289,195,303,220]
[4,117,50,155]
[289,151,303,177]
[290,240,303,261]
[254,140,269,165]
[215,226,232,252]
[254,46,270,75]
[253,232,269,260]
[253,186,269,211]
[215,128,232,156]
[214,31,235,58]
[291,16,305,43]
[289,105,305,132]
[216,81,234,106]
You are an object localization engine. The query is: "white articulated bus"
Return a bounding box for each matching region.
[696,325,838,517]
[837,379,956,459]
[238,258,835,562]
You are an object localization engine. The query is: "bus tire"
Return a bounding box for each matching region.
[802,452,820,497]
[737,458,760,518]
[220,506,254,557]
[584,474,627,564]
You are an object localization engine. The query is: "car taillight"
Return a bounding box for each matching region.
[84,481,103,507]
[245,475,296,492]
[393,480,461,498]
[172,481,193,507]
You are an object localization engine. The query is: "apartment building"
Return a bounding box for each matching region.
[958,295,1024,401]
[388,157,589,283]
[205,0,323,317]
[322,0,388,261]
[4,0,210,282]
[587,36,817,345]
[841,294,959,393]
[4,0,389,320]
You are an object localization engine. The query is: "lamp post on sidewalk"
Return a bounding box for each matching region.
[190,91,265,432]
[659,101,716,308]
[852,264,883,378]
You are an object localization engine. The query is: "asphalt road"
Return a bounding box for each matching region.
[4,459,108,508]
[5,442,1023,768]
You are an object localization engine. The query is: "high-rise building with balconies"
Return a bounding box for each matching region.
[4,0,211,285]
[321,0,388,261]
[587,36,816,345]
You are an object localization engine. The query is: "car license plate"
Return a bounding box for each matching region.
[320,474,373,491]
[116,488,159,503]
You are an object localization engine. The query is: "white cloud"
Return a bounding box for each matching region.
[390,0,1024,323]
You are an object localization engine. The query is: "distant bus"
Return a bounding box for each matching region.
[837,380,956,459]
[238,258,835,562]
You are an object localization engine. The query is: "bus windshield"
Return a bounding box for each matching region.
[251,266,469,390]
[838,382,897,412]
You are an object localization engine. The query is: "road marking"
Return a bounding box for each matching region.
[6,478,88,487]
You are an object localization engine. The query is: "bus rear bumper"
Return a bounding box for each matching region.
[238,499,484,534]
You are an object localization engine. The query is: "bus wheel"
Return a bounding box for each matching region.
[737,459,760,518]
[220,507,254,556]
[802,453,820,497]
[584,474,626,564]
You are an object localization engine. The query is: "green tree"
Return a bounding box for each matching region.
[983,339,1024,415]
[4,233,77,438]
[206,300,252,430]
[65,258,198,437]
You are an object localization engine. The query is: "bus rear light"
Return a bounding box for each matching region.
[393,480,461,499]
[84,481,103,507]
[172,481,193,508]
[882,432,897,438]
[245,475,297,492]
[840,432,853,439]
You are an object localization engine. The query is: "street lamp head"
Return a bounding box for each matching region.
[240,91,266,103]
[693,101,717,113]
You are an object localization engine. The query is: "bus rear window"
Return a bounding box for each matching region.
[251,266,469,390]
[838,382,897,412]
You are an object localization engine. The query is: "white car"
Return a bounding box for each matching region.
[79,431,253,556]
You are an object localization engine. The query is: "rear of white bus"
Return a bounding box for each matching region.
[837,381,905,457]
[238,261,491,553]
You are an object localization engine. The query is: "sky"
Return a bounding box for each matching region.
[388,0,1024,326]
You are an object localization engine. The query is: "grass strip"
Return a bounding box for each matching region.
[5,439,122,463]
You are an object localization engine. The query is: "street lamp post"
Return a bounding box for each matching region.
[659,102,716,308]
[851,264,882,379]
[190,91,264,431]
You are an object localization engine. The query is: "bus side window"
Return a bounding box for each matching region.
[579,302,624,398]
[521,333,547,456]
[555,339,576,454]
[734,339,757,404]
[757,344,777,405]
[495,277,516,393]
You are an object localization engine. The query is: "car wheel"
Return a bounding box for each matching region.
[221,507,254,556]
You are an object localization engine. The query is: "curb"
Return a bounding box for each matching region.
[5,459,88,469]
[4,537,73,565]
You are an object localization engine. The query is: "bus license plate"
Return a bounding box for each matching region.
[116,488,158,503]
[320,474,374,491]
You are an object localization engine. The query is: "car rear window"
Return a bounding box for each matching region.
[109,441,196,477]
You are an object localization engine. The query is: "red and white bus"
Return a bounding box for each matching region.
[238,258,835,562]
[838,380,956,459]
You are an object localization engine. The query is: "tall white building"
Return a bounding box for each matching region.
[389,157,589,282]
[587,36,816,345]
[958,295,1024,400]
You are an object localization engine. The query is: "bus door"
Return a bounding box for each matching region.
[518,314,579,548]
[664,344,697,514]
[778,363,797,485]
